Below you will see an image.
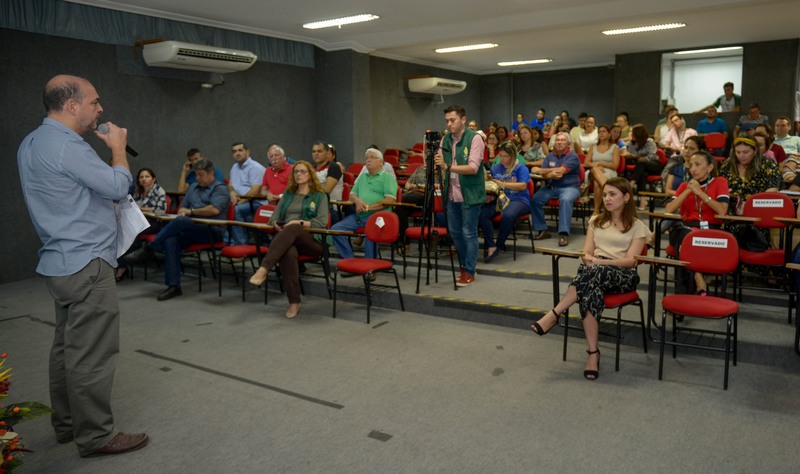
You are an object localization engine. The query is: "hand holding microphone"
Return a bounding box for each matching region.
[96,122,138,157]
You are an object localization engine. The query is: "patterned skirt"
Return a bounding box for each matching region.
[571,263,640,321]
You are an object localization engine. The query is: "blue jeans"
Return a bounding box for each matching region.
[230,201,265,245]
[447,200,480,276]
[149,216,222,286]
[479,200,530,250]
[331,213,377,259]
[531,185,581,235]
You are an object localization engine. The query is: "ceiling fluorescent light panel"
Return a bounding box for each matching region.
[303,14,379,30]
[498,59,552,67]
[435,43,498,54]
[602,23,686,36]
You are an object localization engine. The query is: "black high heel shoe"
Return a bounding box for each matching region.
[530,309,559,336]
[584,350,601,380]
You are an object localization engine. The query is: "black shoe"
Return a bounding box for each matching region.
[124,245,154,265]
[584,350,601,380]
[157,286,182,301]
[484,249,501,263]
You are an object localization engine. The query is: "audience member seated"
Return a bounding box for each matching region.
[654,107,678,148]
[484,131,500,163]
[583,125,620,215]
[480,141,532,263]
[734,102,769,137]
[530,132,582,247]
[311,141,344,223]
[116,167,167,281]
[549,122,573,150]
[530,177,650,380]
[544,115,561,139]
[615,113,632,142]
[520,125,549,166]
[496,126,509,143]
[569,112,587,145]
[529,109,549,131]
[574,115,599,156]
[663,136,705,197]
[228,142,267,245]
[609,125,627,154]
[754,124,786,164]
[663,114,698,156]
[754,131,777,162]
[248,160,329,319]
[561,110,577,129]
[720,137,782,214]
[774,117,800,182]
[126,159,230,301]
[695,105,729,140]
[331,148,397,259]
[511,113,528,132]
[623,124,660,210]
[177,148,224,193]
[260,144,292,204]
[468,120,486,139]
[134,167,167,213]
[665,151,729,294]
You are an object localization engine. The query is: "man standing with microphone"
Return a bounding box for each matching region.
[17,75,148,457]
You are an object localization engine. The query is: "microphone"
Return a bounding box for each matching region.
[96,123,139,157]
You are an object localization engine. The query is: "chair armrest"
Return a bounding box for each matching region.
[716,214,760,223]
[786,263,800,271]
[640,211,682,220]
[638,191,668,199]
[538,247,584,259]
[774,217,800,226]
[330,200,354,206]
[636,255,689,267]
[307,228,356,237]
[228,221,275,231]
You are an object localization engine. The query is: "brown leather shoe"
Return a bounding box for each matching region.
[532,230,551,241]
[558,234,569,247]
[84,432,149,457]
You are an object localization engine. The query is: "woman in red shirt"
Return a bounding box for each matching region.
[665,150,729,294]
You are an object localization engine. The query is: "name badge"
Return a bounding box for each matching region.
[699,220,709,230]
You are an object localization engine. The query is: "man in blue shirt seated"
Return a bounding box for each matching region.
[17,74,148,457]
[128,159,230,300]
[696,106,729,138]
[529,132,582,247]
[177,148,225,193]
[530,108,550,131]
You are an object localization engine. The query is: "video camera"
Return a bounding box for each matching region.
[424,130,441,157]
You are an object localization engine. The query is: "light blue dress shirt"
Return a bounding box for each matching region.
[18,118,132,276]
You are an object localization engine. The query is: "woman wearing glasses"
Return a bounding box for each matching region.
[249,160,329,319]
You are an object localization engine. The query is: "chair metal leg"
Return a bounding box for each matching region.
[332,269,338,318]
[364,274,372,324]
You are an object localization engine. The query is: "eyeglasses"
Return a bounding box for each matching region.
[294,169,310,175]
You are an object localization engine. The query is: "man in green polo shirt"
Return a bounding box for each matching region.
[331,148,397,259]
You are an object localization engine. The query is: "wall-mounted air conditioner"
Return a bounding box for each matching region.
[408,77,467,95]
[143,41,257,73]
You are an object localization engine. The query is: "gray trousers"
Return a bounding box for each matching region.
[45,258,120,455]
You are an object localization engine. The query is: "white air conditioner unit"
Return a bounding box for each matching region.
[408,77,467,95]
[143,41,257,73]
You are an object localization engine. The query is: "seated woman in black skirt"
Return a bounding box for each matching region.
[530,177,650,380]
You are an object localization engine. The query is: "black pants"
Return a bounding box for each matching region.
[634,160,663,193]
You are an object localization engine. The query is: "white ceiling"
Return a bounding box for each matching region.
[70,0,800,74]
